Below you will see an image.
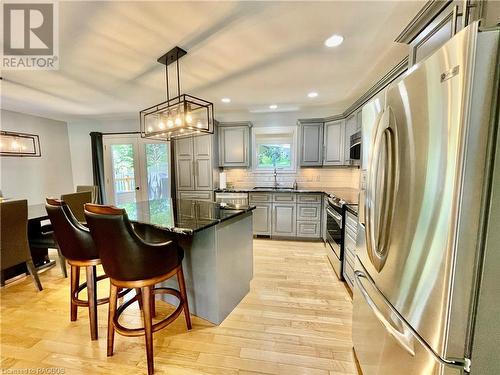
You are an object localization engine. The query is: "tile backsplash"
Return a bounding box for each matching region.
[221,167,360,190]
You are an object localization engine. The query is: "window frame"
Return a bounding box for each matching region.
[251,126,298,173]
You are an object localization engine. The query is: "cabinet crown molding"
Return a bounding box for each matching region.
[217,121,253,128]
[395,0,453,43]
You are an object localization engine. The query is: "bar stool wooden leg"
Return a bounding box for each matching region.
[135,288,143,311]
[86,265,98,340]
[107,283,118,357]
[70,265,80,321]
[150,285,156,318]
[177,266,192,330]
[141,286,154,375]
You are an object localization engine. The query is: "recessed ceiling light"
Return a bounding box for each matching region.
[324,34,344,48]
[269,104,278,110]
[308,92,318,98]
[221,98,231,103]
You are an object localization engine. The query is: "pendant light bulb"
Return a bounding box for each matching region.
[167,118,174,128]
[175,116,182,126]
[196,121,202,128]
[185,113,193,124]
[158,120,165,130]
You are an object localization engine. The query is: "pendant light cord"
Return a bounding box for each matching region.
[176,51,181,98]
[165,64,170,103]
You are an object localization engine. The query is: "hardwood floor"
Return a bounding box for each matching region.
[0,239,356,375]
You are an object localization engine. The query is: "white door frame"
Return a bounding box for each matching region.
[103,134,171,205]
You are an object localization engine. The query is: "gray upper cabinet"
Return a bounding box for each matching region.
[176,137,195,191]
[175,135,215,192]
[176,137,194,157]
[356,108,362,131]
[299,123,324,167]
[194,158,213,190]
[409,2,463,66]
[218,122,251,167]
[323,120,345,166]
[344,114,357,165]
[176,158,195,190]
[194,135,211,158]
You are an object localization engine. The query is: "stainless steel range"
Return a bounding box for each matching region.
[325,195,346,279]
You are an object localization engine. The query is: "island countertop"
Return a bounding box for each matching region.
[118,198,255,235]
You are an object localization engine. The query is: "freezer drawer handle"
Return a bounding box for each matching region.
[354,270,470,371]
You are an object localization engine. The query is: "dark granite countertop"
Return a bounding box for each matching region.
[215,187,359,204]
[215,188,326,194]
[118,199,255,235]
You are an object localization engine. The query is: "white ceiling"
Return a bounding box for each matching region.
[1,1,424,122]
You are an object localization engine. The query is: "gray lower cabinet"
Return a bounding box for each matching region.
[218,122,251,167]
[323,120,345,166]
[272,204,296,236]
[249,192,321,238]
[343,210,358,291]
[297,221,321,237]
[299,123,324,166]
[297,204,321,221]
[252,204,272,235]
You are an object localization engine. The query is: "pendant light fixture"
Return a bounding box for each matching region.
[140,47,214,140]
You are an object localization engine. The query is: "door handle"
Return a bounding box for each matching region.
[135,186,140,191]
[353,268,468,370]
[365,107,398,272]
[353,270,415,356]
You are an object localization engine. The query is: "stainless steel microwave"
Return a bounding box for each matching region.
[349,131,361,161]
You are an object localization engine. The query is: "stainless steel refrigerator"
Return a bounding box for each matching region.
[353,22,500,375]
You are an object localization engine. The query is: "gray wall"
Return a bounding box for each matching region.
[0,110,74,204]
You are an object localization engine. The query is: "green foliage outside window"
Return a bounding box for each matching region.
[258,144,291,168]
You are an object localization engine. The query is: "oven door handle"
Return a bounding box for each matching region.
[327,208,342,222]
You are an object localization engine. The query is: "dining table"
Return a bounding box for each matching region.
[27,203,56,269]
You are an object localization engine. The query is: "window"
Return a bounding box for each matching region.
[257,143,291,168]
[252,127,297,171]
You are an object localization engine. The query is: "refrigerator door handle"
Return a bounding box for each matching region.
[354,269,469,371]
[365,108,398,272]
[354,270,415,356]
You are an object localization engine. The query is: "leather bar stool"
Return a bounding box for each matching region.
[84,203,191,375]
[45,198,128,340]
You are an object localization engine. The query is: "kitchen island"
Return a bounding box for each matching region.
[119,199,255,325]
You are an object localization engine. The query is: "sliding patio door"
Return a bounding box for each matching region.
[103,135,171,205]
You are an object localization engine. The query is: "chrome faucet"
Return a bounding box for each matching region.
[273,168,278,188]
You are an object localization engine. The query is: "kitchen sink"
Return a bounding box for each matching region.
[252,186,295,190]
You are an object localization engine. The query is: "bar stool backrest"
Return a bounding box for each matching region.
[45,198,98,261]
[84,203,177,282]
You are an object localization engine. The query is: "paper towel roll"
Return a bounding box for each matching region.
[219,172,227,189]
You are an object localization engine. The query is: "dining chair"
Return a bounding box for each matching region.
[84,203,191,375]
[61,191,92,223]
[45,198,130,340]
[76,185,98,204]
[0,200,43,291]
